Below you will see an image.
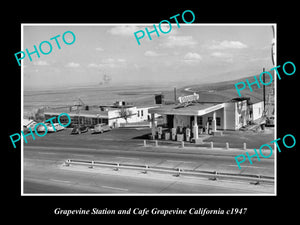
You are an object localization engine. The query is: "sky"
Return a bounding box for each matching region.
[22,24,275,90]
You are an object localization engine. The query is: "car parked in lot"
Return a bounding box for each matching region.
[71,125,88,134]
[47,123,65,132]
[266,116,275,127]
[91,123,111,134]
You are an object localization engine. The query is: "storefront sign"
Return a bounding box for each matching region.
[178,93,199,104]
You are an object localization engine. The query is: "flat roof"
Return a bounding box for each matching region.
[149,103,225,116]
[44,109,109,118]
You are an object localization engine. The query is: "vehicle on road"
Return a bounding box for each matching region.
[71,125,88,134]
[91,123,111,134]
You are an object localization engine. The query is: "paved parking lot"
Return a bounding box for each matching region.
[26,126,274,151]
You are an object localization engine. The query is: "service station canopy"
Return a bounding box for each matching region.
[149,103,225,116]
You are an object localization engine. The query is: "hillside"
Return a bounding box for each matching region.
[162,72,275,104]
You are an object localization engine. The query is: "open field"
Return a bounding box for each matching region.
[167,73,273,104]
[24,73,274,116]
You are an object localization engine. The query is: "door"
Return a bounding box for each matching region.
[190,116,194,128]
[166,115,174,128]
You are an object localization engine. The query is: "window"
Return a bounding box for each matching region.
[208,117,212,125]
[138,110,140,117]
[141,110,143,117]
[217,117,221,126]
[58,115,68,125]
[92,118,98,125]
[197,116,203,125]
[208,117,221,126]
[72,116,79,125]
[85,117,91,125]
[102,118,108,124]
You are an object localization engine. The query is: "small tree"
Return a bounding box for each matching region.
[119,107,132,123]
[34,107,45,122]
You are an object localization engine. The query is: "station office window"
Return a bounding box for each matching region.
[197,116,203,125]
[102,118,108,125]
[208,117,221,126]
[217,117,221,126]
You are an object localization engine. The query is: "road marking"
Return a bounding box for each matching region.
[115,157,139,160]
[101,186,128,192]
[72,154,94,158]
[49,179,71,183]
[166,160,184,163]
[36,152,56,155]
[166,160,195,164]
[226,165,267,168]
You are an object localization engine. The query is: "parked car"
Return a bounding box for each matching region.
[91,123,111,134]
[47,123,65,132]
[266,116,275,127]
[71,125,88,134]
[35,123,47,133]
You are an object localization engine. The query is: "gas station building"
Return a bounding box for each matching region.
[149,94,264,143]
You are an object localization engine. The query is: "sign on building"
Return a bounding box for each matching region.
[178,93,199,104]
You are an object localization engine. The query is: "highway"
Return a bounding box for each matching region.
[23,144,275,194]
[24,162,273,194]
[25,144,274,175]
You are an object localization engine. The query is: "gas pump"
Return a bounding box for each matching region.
[205,121,209,134]
[185,128,191,142]
[171,127,177,141]
[158,126,163,139]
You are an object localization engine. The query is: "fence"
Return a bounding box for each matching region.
[143,139,248,150]
[65,159,274,184]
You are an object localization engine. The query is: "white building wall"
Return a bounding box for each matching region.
[224,102,236,130]
[153,101,264,131]
[136,107,150,121]
[235,100,248,129]
[108,108,136,127]
[252,101,264,121]
[107,106,154,127]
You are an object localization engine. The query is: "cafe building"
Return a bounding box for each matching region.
[43,101,155,128]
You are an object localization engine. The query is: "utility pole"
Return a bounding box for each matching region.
[174,87,177,104]
[263,68,266,112]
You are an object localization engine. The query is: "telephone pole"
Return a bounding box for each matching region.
[263,68,266,112]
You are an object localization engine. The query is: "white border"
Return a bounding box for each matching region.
[21,23,277,196]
